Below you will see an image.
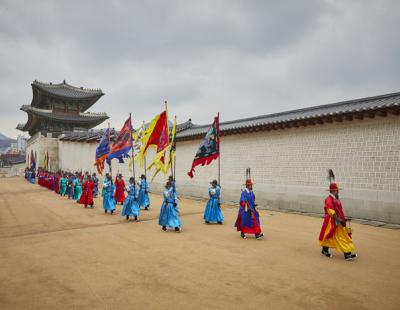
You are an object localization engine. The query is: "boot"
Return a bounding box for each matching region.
[126,215,129,220]
[344,253,354,261]
[322,247,333,258]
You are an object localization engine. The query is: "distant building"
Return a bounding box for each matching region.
[9,142,18,153]
[17,135,27,152]
[17,80,109,170]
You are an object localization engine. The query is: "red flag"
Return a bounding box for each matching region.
[143,110,169,154]
[188,114,220,178]
[107,116,133,164]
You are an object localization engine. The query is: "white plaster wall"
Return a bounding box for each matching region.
[26,133,59,170]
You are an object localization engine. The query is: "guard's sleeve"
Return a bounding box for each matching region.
[325,197,336,216]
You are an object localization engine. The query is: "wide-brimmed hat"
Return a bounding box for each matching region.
[244,179,253,187]
[327,183,341,191]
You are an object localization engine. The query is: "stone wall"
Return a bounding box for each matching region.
[0,163,26,177]
[32,114,400,223]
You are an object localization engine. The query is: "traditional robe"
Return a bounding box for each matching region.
[55,175,61,193]
[158,187,181,229]
[203,186,224,223]
[79,180,95,206]
[138,179,150,209]
[93,176,99,197]
[114,178,126,204]
[67,177,75,199]
[59,177,68,196]
[103,181,116,212]
[319,194,355,253]
[101,177,107,198]
[74,178,83,201]
[121,184,140,218]
[235,189,262,235]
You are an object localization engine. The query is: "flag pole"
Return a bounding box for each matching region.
[142,120,147,178]
[144,156,147,178]
[130,113,135,181]
[108,122,112,179]
[165,100,173,180]
[217,112,221,186]
[172,115,177,183]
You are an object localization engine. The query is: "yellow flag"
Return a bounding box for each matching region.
[128,121,145,171]
[148,116,177,178]
[162,116,177,174]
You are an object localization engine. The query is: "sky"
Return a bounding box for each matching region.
[0,0,399,138]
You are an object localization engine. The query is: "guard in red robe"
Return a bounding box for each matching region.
[79,175,95,208]
[46,173,53,190]
[54,173,61,194]
[114,174,126,204]
[319,183,357,261]
[38,171,44,186]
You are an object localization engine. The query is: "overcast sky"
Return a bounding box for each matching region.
[1,0,399,138]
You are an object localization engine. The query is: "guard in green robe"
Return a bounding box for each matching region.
[59,174,68,196]
[74,174,83,201]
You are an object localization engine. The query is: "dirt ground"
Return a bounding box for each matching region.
[0,177,399,310]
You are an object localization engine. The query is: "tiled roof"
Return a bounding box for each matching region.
[20,105,109,123]
[32,80,103,99]
[176,119,195,132]
[177,92,400,139]
[59,129,119,142]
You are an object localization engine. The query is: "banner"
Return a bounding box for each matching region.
[94,128,110,175]
[187,114,220,178]
[107,116,133,164]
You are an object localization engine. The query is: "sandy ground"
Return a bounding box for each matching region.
[0,177,399,310]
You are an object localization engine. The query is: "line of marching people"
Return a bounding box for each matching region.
[25,168,357,261]
[33,168,100,207]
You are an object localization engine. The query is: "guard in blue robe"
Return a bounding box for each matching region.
[92,173,99,197]
[204,180,224,224]
[121,177,140,221]
[67,175,75,199]
[158,181,181,232]
[28,168,36,184]
[234,178,263,240]
[103,176,116,214]
[138,175,150,210]
[30,168,36,184]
